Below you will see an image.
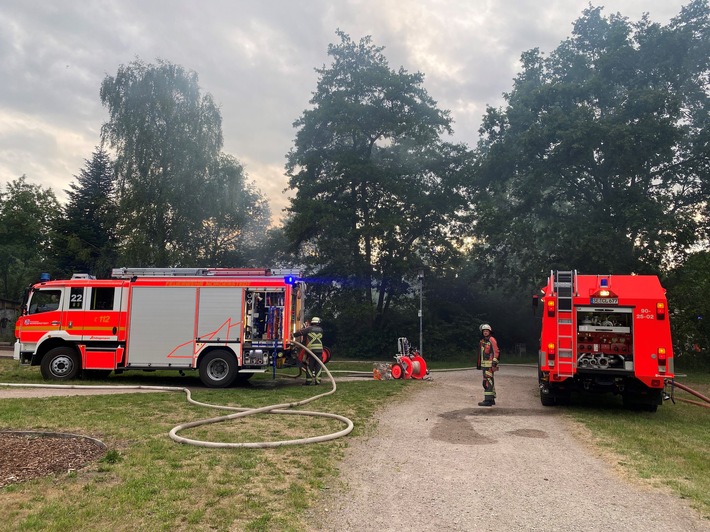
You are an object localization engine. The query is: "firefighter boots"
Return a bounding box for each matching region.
[478,399,495,407]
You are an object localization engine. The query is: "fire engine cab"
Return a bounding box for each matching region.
[14,268,305,388]
[538,270,673,411]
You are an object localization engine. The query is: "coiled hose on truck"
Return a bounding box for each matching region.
[0,340,354,448]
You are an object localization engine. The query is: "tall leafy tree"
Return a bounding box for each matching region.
[286,31,472,336]
[199,154,271,266]
[53,147,118,277]
[665,251,710,361]
[0,176,61,300]
[100,59,223,266]
[472,1,710,286]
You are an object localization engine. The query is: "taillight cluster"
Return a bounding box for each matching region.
[547,342,556,366]
[656,302,666,320]
[657,347,667,373]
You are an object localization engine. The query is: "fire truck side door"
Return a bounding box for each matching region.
[82,286,121,342]
[61,286,87,340]
[20,287,64,345]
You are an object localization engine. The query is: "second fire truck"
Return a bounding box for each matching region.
[538,270,674,411]
[14,268,305,388]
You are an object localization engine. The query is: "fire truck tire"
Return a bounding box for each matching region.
[540,390,557,407]
[622,393,659,412]
[199,350,238,388]
[540,386,571,406]
[41,346,81,381]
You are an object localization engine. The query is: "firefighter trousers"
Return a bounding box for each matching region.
[482,369,496,399]
[305,352,323,384]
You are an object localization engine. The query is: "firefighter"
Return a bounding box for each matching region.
[477,323,500,406]
[294,317,324,385]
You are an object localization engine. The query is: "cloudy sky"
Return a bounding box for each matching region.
[0,0,689,224]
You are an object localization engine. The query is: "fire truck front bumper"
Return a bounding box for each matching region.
[13,341,34,365]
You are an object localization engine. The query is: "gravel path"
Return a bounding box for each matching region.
[311,366,709,532]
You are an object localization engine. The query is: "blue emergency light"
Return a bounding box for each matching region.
[600,278,608,287]
[284,275,297,285]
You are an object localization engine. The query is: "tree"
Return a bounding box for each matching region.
[0,176,61,300]
[52,147,118,277]
[100,59,223,266]
[198,154,272,266]
[472,1,710,287]
[665,251,710,365]
[286,31,473,339]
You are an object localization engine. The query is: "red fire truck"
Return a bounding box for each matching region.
[14,268,305,388]
[538,270,673,411]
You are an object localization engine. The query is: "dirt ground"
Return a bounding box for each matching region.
[309,366,709,532]
[0,378,162,487]
[0,432,106,487]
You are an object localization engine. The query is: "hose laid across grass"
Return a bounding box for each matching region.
[0,340,354,449]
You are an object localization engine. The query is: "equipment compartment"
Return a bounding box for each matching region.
[576,306,633,369]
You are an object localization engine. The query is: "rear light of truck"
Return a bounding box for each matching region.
[657,347,667,373]
[547,299,556,316]
[656,302,666,319]
[547,343,555,367]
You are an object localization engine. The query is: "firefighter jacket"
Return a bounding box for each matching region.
[294,325,324,353]
[478,335,500,369]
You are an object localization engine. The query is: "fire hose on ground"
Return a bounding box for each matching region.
[669,380,710,409]
[0,340,354,448]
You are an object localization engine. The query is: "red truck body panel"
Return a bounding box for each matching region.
[14,268,305,387]
[538,272,673,409]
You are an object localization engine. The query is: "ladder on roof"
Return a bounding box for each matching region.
[554,270,576,378]
[110,267,271,279]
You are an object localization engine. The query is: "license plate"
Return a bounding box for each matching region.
[591,297,618,304]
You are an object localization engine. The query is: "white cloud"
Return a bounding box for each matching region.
[0,0,689,224]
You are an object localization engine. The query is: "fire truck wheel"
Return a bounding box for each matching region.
[540,391,557,407]
[41,346,81,381]
[622,393,658,412]
[199,350,238,388]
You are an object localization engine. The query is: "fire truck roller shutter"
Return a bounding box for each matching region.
[197,287,244,345]
[127,287,201,366]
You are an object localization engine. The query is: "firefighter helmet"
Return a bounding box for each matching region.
[480,323,492,332]
[311,317,321,324]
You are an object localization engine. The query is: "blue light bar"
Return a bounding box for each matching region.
[600,278,608,287]
[284,275,297,285]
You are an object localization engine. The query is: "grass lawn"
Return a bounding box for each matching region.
[563,367,710,520]
[0,359,411,531]
[0,357,707,528]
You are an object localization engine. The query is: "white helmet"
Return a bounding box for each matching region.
[310,317,321,324]
[479,324,492,332]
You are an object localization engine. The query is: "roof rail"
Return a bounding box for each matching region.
[110,267,300,279]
